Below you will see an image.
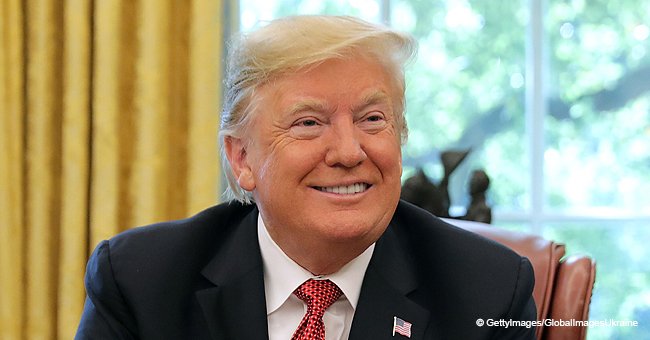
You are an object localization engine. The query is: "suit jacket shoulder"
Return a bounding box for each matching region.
[350,200,537,339]
[76,201,268,340]
[106,201,255,280]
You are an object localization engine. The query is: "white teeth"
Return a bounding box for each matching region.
[319,183,368,195]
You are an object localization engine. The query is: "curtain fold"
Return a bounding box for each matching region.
[0,1,223,339]
[24,2,64,338]
[58,0,91,338]
[0,1,26,338]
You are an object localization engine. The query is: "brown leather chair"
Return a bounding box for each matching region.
[444,219,596,340]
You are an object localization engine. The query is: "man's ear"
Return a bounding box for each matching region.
[224,136,256,191]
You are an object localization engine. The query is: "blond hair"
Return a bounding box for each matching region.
[220,15,417,203]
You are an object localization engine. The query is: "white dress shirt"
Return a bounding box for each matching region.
[257,214,375,340]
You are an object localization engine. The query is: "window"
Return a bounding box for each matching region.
[235,1,650,338]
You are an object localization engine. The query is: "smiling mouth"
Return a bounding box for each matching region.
[313,183,371,195]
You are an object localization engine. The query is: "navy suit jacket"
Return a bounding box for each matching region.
[76,200,537,339]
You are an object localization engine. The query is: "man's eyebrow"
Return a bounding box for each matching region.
[285,92,391,117]
[351,91,392,113]
[286,99,331,117]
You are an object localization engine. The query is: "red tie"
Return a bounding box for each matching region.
[291,279,343,340]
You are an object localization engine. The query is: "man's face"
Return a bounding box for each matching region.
[227,56,403,257]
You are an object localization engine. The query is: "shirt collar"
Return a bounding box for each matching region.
[257,213,375,315]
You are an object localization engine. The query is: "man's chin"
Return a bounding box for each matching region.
[312,218,387,244]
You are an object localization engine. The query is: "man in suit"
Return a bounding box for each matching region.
[76,15,537,339]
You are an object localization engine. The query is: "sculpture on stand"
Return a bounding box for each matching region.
[400,149,493,224]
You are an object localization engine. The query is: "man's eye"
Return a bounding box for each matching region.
[366,115,383,122]
[298,119,318,127]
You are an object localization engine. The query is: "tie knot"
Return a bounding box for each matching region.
[293,279,343,316]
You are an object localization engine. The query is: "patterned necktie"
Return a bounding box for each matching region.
[291,279,343,340]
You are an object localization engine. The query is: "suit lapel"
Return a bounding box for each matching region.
[349,225,431,340]
[195,207,269,340]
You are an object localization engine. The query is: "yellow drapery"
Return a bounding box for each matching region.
[0,0,223,338]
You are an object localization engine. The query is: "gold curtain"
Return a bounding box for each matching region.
[0,0,223,339]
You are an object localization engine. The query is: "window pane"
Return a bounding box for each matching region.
[393,0,529,214]
[240,0,382,31]
[545,0,650,213]
[544,222,650,340]
[493,221,532,233]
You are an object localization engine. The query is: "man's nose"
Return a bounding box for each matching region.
[324,122,368,168]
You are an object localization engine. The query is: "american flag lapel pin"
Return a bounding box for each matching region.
[393,316,412,338]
